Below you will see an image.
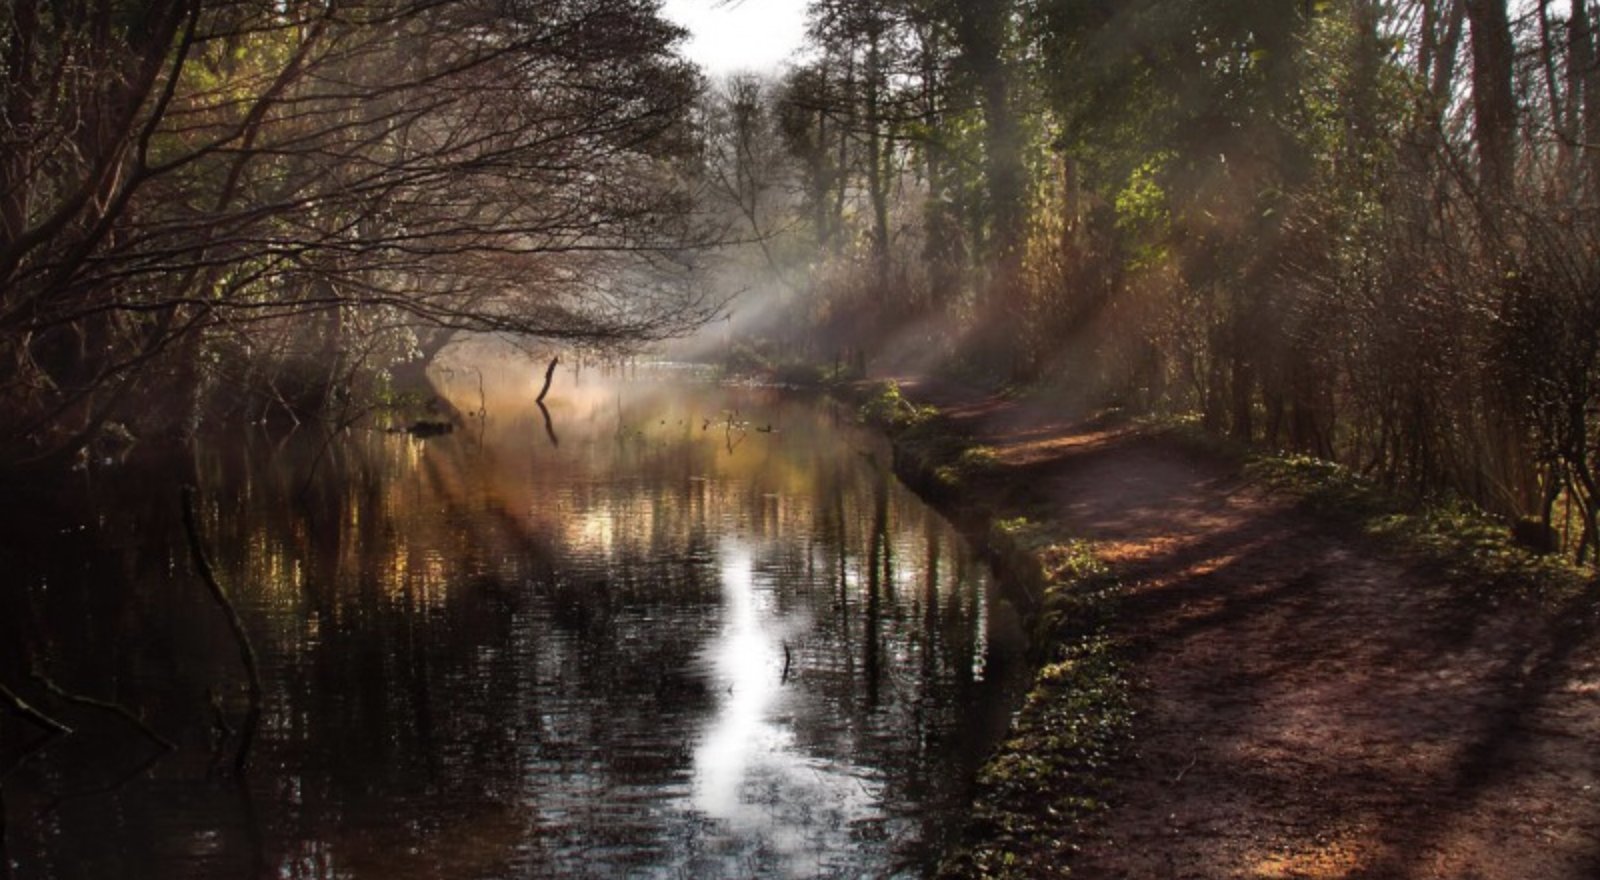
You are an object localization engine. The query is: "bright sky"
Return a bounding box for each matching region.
[659,0,811,77]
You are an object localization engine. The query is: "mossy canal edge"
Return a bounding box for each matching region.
[848,379,1133,878]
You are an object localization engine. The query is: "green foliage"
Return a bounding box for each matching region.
[770,0,1600,567]
[1141,413,1593,599]
[934,445,1001,489]
[373,384,429,412]
[1245,455,1589,600]
[1113,155,1174,267]
[858,380,938,430]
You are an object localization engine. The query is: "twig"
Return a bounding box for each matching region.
[1173,750,1199,783]
[0,682,71,737]
[27,667,176,751]
[181,486,263,777]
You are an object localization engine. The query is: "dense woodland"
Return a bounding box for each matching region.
[4,0,1599,565]
[698,0,1600,566]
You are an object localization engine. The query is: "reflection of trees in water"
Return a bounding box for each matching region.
[224,426,725,874]
[772,453,996,863]
[1,378,1017,878]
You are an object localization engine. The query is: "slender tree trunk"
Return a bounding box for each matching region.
[1418,0,1440,81]
[1537,0,1567,158]
[1571,0,1600,194]
[1465,0,1517,200]
[1429,0,1468,113]
[832,54,853,258]
[814,63,833,251]
[954,0,1027,374]
[917,25,957,313]
[865,22,891,300]
[1230,354,1255,441]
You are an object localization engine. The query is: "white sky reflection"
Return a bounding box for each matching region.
[690,541,881,877]
[694,545,781,816]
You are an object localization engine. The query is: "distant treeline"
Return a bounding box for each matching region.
[694,0,1600,564]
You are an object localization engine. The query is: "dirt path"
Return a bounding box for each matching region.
[888,375,1600,879]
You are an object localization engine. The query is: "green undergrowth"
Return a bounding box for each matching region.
[940,445,1002,485]
[857,381,1003,497]
[1140,413,1592,601]
[938,527,1131,879]
[858,379,939,430]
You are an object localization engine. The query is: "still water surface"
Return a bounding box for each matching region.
[2,354,1027,878]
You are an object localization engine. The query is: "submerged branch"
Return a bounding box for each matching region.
[180,486,263,777]
[27,668,177,752]
[0,682,72,738]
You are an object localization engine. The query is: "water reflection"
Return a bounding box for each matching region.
[687,542,883,878]
[1,347,1026,879]
[694,545,776,820]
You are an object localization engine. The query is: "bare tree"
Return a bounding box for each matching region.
[0,0,718,468]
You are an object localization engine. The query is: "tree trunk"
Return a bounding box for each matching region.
[832,54,854,258]
[864,19,891,301]
[1433,0,1468,98]
[1571,0,1600,194]
[953,0,1027,374]
[1465,0,1517,201]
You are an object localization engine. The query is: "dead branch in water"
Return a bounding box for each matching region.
[27,667,176,752]
[0,682,71,738]
[180,487,263,777]
[537,356,560,403]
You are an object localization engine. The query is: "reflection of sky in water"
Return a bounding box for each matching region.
[696,545,778,819]
[690,544,881,878]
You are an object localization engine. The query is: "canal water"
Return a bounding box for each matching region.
[1,349,1028,878]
